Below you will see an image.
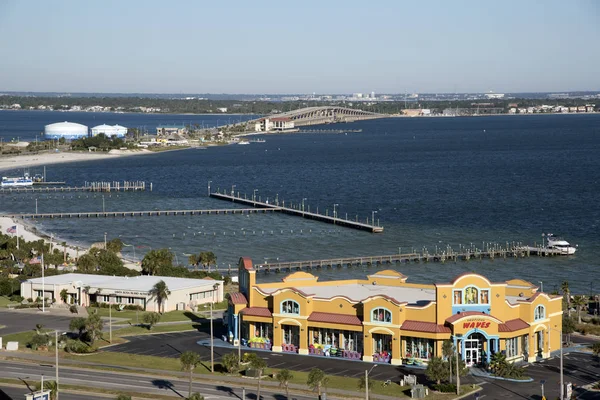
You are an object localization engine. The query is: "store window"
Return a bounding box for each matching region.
[464,287,479,304]
[534,305,545,320]
[479,289,490,304]
[371,308,392,323]
[281,300,300,315]
[405,337,434,359]
[453,290,462,304]
[506,337,519,358]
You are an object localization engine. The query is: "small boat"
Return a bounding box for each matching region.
[238,141,250,145]
[249,139,266,143]
[545,233,577,255]
[2,173,34,187]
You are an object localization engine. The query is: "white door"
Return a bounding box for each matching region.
[464,339,480,366]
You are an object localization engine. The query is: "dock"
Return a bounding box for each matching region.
[2,207,280,219]
[209,191,383,233]
[0,181,149,193]
[253,246,566,273]
[298,128,363,134]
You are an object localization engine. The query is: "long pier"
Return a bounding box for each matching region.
[209,191,383,233]
[254,246,565,273]
[0,181,149,193]
[3,207,280,219]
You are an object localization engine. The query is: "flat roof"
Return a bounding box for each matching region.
[260,284,436,306]
[25,273,221,293]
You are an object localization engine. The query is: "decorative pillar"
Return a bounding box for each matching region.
[298,324,308,355]
[391,335,402,365]
[362,334,373,362]
[272,323,282,352]
[486,339,491,364]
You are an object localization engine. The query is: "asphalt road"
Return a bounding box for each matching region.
[0,360,314,400]
[0,310,75,335]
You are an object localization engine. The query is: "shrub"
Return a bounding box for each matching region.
[26,297,33,303]
[142,312,161,329]
[65,339,95,354]
[433,383,457,393]
[9,294,24,302]
[124,304,143,311]
[28,334,50,350]
[69,305,79,314]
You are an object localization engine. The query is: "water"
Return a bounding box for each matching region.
[1,110,599,293]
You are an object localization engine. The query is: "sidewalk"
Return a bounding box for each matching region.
[0,350,402,400]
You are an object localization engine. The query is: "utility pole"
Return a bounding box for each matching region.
[455,344,460,395]
[55,330,60,400]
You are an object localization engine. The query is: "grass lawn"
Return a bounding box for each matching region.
[113,322,198,337]
[0,296,18,308]
[88,308,201,324]
[1,329,53,346]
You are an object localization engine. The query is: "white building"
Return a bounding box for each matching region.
[254,117,294,132]
[44,122,89,140]
[91,124,128,138]
[21,273,224,312]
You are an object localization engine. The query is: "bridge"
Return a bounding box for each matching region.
[273,106,386,127]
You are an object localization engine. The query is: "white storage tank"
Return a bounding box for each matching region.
[91,124,128,138]
[44,122,88,140]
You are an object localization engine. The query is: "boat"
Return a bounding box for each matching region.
[249,139,266,143]
[545,233,577,255]
[2,173,34,187]
[238,141,250,145]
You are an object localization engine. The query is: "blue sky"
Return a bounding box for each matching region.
[0,0,598,94]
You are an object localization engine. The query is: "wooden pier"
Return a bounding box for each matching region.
[0,181,149,193]
[253,246,566,274]
[2,207,280,220]
[209,191,383,233]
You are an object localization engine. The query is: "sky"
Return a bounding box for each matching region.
[0,0,599,94]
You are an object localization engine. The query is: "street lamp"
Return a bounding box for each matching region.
[253,189,258,202]
[209,282,219,373]
[365,364,377,400]
[371,210,377,225]
[207,180,212,196]
[540,379,546,400]
[54,330,66,400]
[104,232,107,249]
[302,198,307,213]
[231,185,236,197]
[102,194,105,213]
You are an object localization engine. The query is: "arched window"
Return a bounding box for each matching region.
[281,300,300,315]
[464,287,479,304]
[534,305,546,320]
[371,308,392,323]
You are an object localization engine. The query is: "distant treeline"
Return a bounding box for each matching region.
[0,95,597,115]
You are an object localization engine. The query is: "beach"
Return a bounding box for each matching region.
[0,148,153,173]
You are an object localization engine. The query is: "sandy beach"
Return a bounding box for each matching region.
[0,148,153,173]
[0,216,84,259]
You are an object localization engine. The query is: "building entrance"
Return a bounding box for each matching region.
[464,332,486,367]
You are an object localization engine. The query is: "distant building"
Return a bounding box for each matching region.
[156,125,188,135]
[254,117,294,132]
[91,124,128,138]
[21,273,223,312]
[485,92,505,99]
[217,108,228,113]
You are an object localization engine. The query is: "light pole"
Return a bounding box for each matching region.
[35,198,38,214]
[210,283,219,373]
[539,281,544,293]
[365,364,377,400]
[104,232,107,250]
[540,379,546,400]
[109,297,112,343]
[371,210,377,225]
[208,180,212,196]
[231,184,236,197]
[302,198,307,213]
[333,204,339,219]
[253,189,258,202]
[102,195,105,213]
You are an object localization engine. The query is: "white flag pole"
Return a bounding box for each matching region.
[16,224,19,250]
[42,253,45,313]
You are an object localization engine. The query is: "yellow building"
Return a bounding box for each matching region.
[226,257,562,366]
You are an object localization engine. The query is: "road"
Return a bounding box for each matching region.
[0,360,315,400]
[0,385,107,400]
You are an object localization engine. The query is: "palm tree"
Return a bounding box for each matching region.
[248,353,267,400]
[562,281,571,316]
[277,369,293,400]
[442,340,454,383]
[199,251,217,271]
[36,380,58,400]
[180,351,200,399]
[572,295,588,324]
[188,254,199,270]
[142,249,173,276]
[150,280,171,314]
[307,368,328,400]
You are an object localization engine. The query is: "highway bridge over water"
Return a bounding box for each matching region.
[273,106,386,126]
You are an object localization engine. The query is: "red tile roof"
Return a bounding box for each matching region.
[445,311,502,324]
[402,320,451,334]
[270,117,291,122]
[240,307,272,318]
[308,312,362,326]
[228,292,247,305]
[499,319,529,332]
[239,257,254,271]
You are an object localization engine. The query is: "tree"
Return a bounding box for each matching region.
[199,251,217,271]
[69,317,86,338]
[180,351,201,399]
[188,254,199,269]
[106,238,124,254]
[142,312,161,330]
[77,254,97,273]
[442,340,454,384]
[150,280,171,313]
[142,249,173,276]
[60,288,68,303]
[248,353,267,400]
[425,356,447,385]
[85,310,104,344]
[563,315,576,345]
[222,353,240,374]
[307,368,328,400]
[277,369,293,400]
[562,281,571,316]
[572,295,588,324]
[35,380,58,400]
